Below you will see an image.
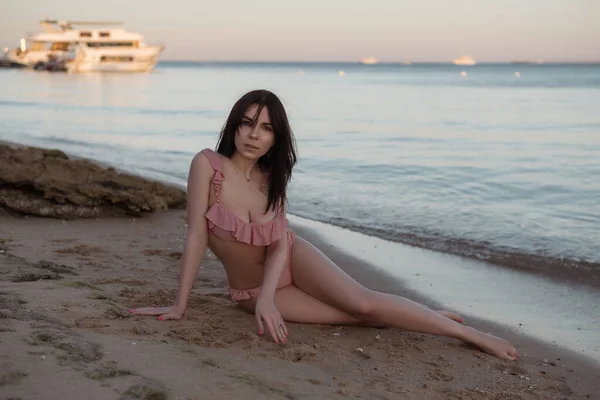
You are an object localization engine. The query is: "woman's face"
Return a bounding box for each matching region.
[235,104,275,159]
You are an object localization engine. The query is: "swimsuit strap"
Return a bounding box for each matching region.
[201,148,224,201]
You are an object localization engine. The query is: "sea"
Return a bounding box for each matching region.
[1,62,599,279]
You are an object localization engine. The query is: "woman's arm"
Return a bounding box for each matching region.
[129,151,213,320]
[173,151,214,311]
[258,235,288,298]
[255,207,290,343]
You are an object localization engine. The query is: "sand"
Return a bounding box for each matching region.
[0,143,599,399]
[0,209,599,400]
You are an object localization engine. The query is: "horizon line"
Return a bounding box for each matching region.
[157,59,600,65]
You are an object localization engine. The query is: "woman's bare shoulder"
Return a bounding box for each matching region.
[188,150,216,182]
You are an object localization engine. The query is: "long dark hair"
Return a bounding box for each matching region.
[216,89,297,213]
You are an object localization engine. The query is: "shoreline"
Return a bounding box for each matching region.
[2,139,599,360]
[0,141,599,398]
[287,211,600,291]
[289,215,600,364]
[3,138,598,291]
[290,219,600,363]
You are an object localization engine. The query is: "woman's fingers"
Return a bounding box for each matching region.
[274,319,286,343]
[266,319,280,344]
[269,315,287,344]
[158,312,181,321]
[128,307,171,316]
[280,319,289,337]
[255,312,265,336]
[128,306,183,321]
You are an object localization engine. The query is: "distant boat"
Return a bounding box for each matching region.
[1,19,164,73]
[452,55,476,66]
[360,57,378,65]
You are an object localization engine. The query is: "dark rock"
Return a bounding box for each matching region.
[0,143,186,219]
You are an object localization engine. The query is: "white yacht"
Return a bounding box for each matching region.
[452,55,477,66]
[360,57,379,65]
[2,19,164,73]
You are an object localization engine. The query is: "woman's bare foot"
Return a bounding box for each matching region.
[461,326,519,360]
[436,310,463,324]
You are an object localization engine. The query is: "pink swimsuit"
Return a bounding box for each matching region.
[201,148,296,301]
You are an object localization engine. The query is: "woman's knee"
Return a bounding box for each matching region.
[345,290,378,320]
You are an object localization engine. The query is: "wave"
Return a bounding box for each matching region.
[288,211,600,289]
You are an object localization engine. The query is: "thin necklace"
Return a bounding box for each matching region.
[232,162,251,182]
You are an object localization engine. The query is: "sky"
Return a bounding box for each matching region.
[1,0,598,62]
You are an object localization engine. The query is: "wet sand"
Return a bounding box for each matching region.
[326,220,600,291]
[1,209,599,399]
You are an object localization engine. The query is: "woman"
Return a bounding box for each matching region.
[130,89,519,360]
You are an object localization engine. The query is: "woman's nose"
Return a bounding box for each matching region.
[249,126,259,138]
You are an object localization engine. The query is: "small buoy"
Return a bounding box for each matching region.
[297,70,304,76]
[460,71,467,77]
[514,71,520,78]
[338,70,345,77]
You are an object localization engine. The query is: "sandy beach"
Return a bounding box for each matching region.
[1,142,599,400]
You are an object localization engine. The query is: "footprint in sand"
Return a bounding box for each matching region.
[428,368,454,382]
[280,345,318,362]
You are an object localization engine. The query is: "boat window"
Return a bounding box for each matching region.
[86,42,134,48]
[50,42,69,51]
[100,55,134,62]
[29,42,46,51]
[79,31,92,38]
[99,32,110,38]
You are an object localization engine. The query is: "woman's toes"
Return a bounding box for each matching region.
[436,310,463,323]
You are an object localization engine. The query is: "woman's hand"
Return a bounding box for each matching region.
[255,295,288,344]
[128,305,184,321]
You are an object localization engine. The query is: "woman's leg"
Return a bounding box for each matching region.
[288,236,519,361]
[238,285,364,325]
